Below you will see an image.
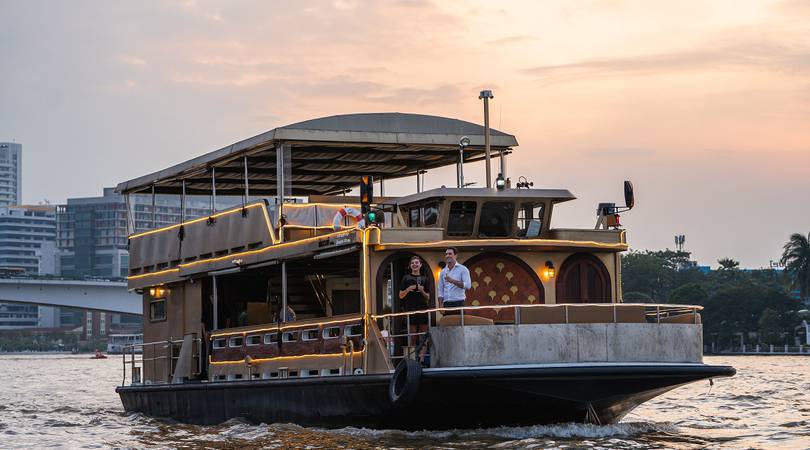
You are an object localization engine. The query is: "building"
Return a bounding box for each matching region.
[0,205,56,273]
[0,142,21,207]
[0,303,39,329]
[0,205,60,331]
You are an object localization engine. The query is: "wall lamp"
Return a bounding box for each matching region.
[543,261,556,279]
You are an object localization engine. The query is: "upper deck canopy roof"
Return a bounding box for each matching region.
[395,187,576,205]
[116,113,518,196]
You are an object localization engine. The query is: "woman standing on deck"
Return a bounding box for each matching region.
[399,256,430,351]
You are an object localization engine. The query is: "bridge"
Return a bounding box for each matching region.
[0,277,142,315]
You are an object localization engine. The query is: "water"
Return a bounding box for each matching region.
[0,355,808,449]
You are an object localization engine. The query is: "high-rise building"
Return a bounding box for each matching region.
[0,142,22,206]
[57,188,216,278]
[0,205,58,330]
[0,205,56,273]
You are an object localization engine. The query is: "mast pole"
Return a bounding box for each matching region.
[479,90,494,188]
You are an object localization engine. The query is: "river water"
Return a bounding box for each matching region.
[0,355,807,449]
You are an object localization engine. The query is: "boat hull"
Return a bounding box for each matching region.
[117,363,735,429]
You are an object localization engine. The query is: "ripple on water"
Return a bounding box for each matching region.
[2,355,810,449]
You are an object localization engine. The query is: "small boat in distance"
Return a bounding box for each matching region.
[107,334,143,354]
[115,112,734,428]
[91,350,107,359]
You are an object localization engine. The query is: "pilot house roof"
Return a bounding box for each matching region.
[116,113,519,197]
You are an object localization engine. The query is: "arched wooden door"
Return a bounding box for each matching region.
[556,253,612,303]
[463,252,544,323]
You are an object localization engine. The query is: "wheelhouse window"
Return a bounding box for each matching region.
[517,202,545,238]
[447,201,477,236]
[408,207,421,227]
[423,202,439,226]
[479,202,515,237]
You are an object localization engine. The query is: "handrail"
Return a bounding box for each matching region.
[371,302,703,320]
[121,337,203,387]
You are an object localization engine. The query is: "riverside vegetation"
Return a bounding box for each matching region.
[622,230,810,350]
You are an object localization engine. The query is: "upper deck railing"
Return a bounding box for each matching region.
[373,303,702,362]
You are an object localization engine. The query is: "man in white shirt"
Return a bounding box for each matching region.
[437,247,471,312]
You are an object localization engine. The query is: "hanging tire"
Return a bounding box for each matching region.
[389,359,421,407]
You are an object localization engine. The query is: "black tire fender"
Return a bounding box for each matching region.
[388,359,421,407]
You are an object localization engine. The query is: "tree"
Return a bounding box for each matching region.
[669,283,708,305]
[717,258,740,271]
[759,308,782,345]
[780,231,810,300]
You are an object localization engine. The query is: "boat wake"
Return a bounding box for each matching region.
[328,421,678,440]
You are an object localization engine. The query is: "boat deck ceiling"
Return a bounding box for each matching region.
[116,113,518,197]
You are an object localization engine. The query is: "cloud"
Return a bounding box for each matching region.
[115,54,146,66]
[581,147,658,159]
[486,35,538,45]
[523,39,810,84]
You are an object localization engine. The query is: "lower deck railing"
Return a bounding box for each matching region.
[121,338,202,386]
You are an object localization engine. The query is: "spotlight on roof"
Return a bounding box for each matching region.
[495,173,506,190]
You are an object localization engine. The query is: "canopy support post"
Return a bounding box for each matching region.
[212,275,218,331]
[276,143,287,243]
[379,178,385,197]
[181,180,186,223]
[151,185,156,229]
[281,261,288,322]
[211,167,217,214]
[243,156,250,204]
[125,194,133,235]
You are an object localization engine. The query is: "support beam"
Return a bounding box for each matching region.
[151,184,156,229]
[211,167,217,213]
[281,261,288,322]
[212,275,219,330]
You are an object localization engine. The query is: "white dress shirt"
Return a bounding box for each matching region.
[438,263,472,302]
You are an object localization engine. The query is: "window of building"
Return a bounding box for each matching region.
[447,201,477,236]
[478,202,515,237]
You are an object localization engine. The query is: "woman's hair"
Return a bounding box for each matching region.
[409,255,422,264]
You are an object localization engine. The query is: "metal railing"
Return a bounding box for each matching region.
[372,303,703,363]
[121,337,203,386]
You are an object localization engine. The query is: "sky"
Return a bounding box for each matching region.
[1,0,808,268]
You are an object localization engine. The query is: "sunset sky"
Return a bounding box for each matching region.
[1,0,808,268]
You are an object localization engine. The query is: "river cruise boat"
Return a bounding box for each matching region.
[107,334,143,354]
[115,112,734,428]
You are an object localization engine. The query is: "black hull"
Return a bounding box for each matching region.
[117,364,735,429]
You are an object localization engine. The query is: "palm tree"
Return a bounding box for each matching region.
[780,231,810,300]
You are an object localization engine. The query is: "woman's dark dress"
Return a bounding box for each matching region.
[400,274,429,325]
